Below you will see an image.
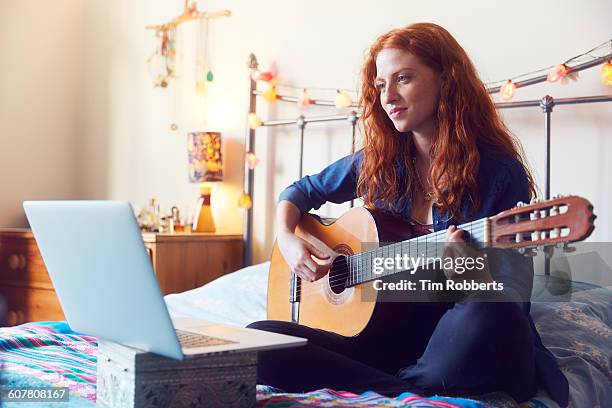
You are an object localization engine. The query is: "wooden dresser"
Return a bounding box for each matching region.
[0,228,244,326]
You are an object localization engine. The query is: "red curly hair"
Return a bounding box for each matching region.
[357,22,536,219]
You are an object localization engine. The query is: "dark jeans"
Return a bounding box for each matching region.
[248,301,538,403]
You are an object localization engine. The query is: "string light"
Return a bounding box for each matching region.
[258,71,276,84]
[500,80,516,100]
[547,64,569,82]
[250,68,261,81]
[334,90,353,108]
[238,192,252,209]
[263,86,278,103]
[247,113,263,129]
[298,89,314,108]
[245,152,260,169]
[601,61,612,85]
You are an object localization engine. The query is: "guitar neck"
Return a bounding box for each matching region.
[346,217,489,286]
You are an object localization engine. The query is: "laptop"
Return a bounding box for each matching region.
[23,200,306,360]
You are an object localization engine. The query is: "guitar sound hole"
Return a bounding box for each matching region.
[328,255,349,294]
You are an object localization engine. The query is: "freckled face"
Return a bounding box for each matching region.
[375,48,441,133]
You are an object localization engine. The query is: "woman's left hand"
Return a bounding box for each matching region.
[445,225,466,243]
[443,225,489,280]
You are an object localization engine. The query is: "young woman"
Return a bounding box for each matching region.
[248,23,569,407]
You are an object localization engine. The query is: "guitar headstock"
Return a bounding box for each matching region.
[489,195,595,253]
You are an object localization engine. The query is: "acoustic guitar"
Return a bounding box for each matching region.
[268,195,595,337]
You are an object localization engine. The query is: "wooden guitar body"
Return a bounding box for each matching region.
[267,207,415,337]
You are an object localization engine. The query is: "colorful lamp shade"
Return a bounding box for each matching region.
[188,132,223,232]
[188,131,223,183]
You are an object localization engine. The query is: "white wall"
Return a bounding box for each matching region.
[0,0,86,226]
[1,0,610,264]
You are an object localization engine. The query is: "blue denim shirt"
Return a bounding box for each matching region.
[278,148,569,406]
[279,148,530,228]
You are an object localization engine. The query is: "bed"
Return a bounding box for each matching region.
[1,261,610,407]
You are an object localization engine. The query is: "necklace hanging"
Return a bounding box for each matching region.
[412,157,436,201]
[195,20,206,94]
[205,19,213,82]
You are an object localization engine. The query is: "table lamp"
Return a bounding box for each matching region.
[188,131,223,232]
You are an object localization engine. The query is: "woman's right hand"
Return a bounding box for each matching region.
[278,231,334,282]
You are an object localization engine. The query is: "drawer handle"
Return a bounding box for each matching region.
[7,254,27,270]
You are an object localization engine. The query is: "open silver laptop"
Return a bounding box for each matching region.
[23,200,306,360]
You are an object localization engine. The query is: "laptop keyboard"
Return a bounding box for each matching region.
[175,329,236,349]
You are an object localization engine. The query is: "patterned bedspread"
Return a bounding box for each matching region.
[0,282,610,407]
[0,322,490,407]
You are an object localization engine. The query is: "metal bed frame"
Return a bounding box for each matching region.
[242,53,612,271]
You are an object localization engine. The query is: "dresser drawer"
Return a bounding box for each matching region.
[0,238,53,289]
[1,285,65,325]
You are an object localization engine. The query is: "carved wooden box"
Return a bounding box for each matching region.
[96,341,257,408]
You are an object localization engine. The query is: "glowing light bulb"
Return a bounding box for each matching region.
[238,193,252,209]
[245,153,260,170]
[250,68,261,81]
[499,80,515,100]
[248,113,263,129]
[195,81,206,95]
[547,64,568,82]
[259,71,275,83]
[263,86,278,103]
[298,89,313,108]
[602,61,612,85]
[335,90,353,108]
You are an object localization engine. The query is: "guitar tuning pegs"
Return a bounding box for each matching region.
[530,197,540,204]
[549,205,559,217]
[516,201,525,208]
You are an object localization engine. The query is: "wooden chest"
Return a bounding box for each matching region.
[97,341,257,408]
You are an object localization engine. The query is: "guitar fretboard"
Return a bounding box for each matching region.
[346,218,488,286]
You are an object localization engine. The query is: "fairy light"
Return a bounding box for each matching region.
[238,192,252,209]
[245,152,260,169]
[247,113,263,129]
[263,86,278,103]
[601,61,612,85]
[298,89,313,108]
[258,71,276,84]
[547,64,568,82]
[334,90,353,108]
[499,80,516,100]
[250,68,261,81]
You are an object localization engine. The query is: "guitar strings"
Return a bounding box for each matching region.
[292,221,490,298]
[296,221,488,291]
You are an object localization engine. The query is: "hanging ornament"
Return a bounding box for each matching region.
[148,26,177,88]
[263,86,278,103]
[499,80,515,100]
[248,113,263,129]
[206,70,214,82]
[170,123,179,131]
[298,89,314,108]
[602,61,612,85]
[245,153,260,170]
[238,192,253,209]
[335,90,353,108]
